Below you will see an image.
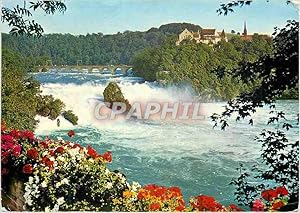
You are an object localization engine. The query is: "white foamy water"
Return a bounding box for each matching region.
[36,81,205,132]
[33,72,299,205]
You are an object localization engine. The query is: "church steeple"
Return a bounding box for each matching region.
[220,29,226,38]
[243,21,247,36]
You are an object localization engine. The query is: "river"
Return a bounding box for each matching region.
[32,71,299,205]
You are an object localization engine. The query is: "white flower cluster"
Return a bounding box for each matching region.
[24,175,40,206]
[55,178,69,188]
[131,181,141,192]
[24,174,67,212]
[24,176,40,208]
[44,197,65,212]
[21,137,129,211]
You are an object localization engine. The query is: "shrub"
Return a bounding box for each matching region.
[1,126,128,211]
[37,95,65,120]
[62,110,78,125]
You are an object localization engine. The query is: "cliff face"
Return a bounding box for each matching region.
[103,82,131,112]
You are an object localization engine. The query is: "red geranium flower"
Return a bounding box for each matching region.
[175,205,185,212]
[151,186,167,198]
[40,141,49,149]
[68,130,75,137]
[27,148,39,159]
[178,198,185,206]
[20,130,35,141]
[73,143,83,150]
[192,195,219,211]
[1,140,14,151]
[1,134,13,144]
[275,186,288,196]
[252,199,265,211]
[41,157,54,168]
[1,168,9,176]
[41,156,49,164]
[144,184,157,191]
[55,146,65,154]
[46,160,54,167]
[261,189,278,201]
[272,200,285,210]
[149,202,161,211]
[169,186,182,197]
[9,130,21,139]
[1,153,9,164]
[12,144,22,157]
[87,145,98,159]
[137,191,145,200]
[22,164,33,174]
[175,199,185,211]
[102,151,112,162]
[229,204,243,211]
[49,150,55,156]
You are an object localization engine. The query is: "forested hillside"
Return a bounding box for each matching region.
[132,35,275,100]
[2,23,201,66]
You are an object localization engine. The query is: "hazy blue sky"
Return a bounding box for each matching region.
[2,0,299,35]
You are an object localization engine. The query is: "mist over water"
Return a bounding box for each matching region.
[33,72,299,205]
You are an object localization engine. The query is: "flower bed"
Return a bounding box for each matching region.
[1,123,291,211]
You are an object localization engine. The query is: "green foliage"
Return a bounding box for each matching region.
[1,48,40,130]
[155,22,202,35]
[1,1,66,37]
[231,117,299,208]
[62,110,79,125]
[2,23,204,66]
[132,34,274,100]
[131,47,162,81]
[37,95,65,120]
[103,82,131,112]
[211,20,299,128]
[279,87,299,99]
[211,20,299,210]
[2,48,78,130]
[217,0,293,16]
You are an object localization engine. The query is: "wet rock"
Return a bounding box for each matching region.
[103,82,131,112]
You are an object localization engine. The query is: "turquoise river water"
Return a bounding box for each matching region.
[32,71,299,206]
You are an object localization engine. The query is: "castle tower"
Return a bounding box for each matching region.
[243,21,247,36]
[220,29,226,38]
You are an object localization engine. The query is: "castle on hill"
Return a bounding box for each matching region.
[176,22,270,45]
[176,28,227,45]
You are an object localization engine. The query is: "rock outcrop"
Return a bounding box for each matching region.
[103,82,131,112]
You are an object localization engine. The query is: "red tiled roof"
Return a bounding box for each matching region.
[241,35,253,41]
[201,29,216,35]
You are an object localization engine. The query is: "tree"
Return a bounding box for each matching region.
[211,20,298,130]
[36,95,65,120]
[2,0,66,37]
[1,48,78,130]
[132,33,274,100]
[1,49,40,130]
[212,1,299,210]
[216,0,295,15]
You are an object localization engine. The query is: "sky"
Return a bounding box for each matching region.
[2,0,299,35]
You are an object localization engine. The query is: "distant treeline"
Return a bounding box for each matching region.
[2,23,202,66]
[2,22,297,100]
